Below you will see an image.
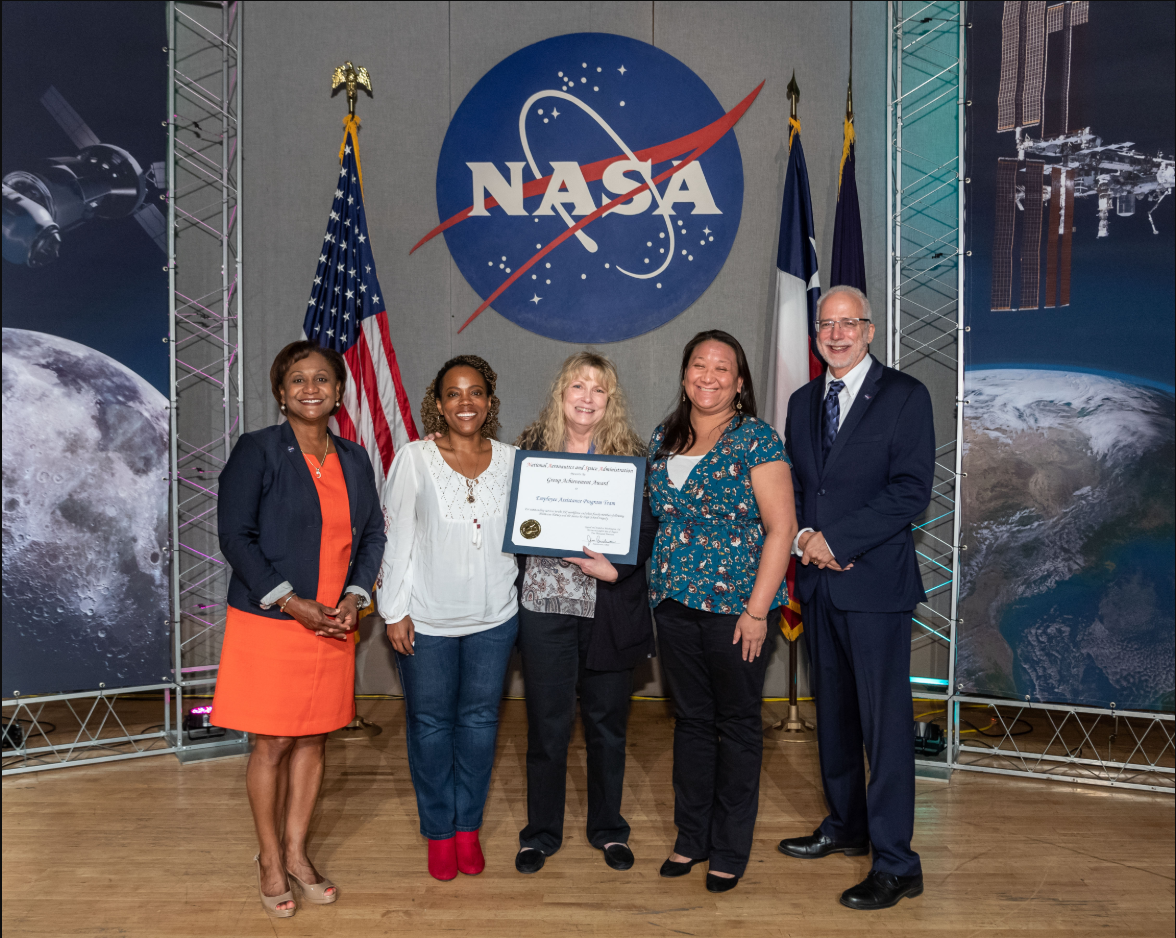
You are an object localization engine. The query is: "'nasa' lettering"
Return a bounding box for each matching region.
[467,160,722,217]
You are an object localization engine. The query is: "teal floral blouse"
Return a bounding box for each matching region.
[647,416,790,615]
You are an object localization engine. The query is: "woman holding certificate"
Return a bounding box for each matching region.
[512,352,657,876]
[378,355,518,882]
[648,330,797,893]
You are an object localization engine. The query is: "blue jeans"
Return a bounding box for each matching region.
[395,614,518,839]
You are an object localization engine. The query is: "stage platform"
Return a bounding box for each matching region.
[3,698,1172,937]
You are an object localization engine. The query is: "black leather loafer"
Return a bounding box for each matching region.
[659,856,706,878]
[515,848,546,874]
[777,830,870,859]
[601,843,635,871]
[839,870,924,910]
[705,872,739,893]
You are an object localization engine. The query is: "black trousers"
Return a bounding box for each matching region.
[654,598,776,877]
[517,608,634,854]
[806,576,921,877]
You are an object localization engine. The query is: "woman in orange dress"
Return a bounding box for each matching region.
[211,341,386,917]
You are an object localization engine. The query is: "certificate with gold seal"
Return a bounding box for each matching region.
[502,451,646,563]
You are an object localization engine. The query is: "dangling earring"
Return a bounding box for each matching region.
[681,392,687,404]
[280,402,287,414]
[736,398,743,412]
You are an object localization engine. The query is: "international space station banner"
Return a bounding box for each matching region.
[2,2,171,698]
[960,1,1175,711]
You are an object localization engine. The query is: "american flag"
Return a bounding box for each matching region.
[304,118,418,486]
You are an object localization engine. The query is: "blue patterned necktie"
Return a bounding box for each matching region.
[822,380,845,460]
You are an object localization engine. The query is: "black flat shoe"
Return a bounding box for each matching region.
[705,872,739,893]
[515,848,546,874]
[778,830,870,859]
[601,843,634,871]
[839,870,924,910]
[659,856,707,878]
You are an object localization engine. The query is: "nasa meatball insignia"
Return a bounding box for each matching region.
[425,33,756,342]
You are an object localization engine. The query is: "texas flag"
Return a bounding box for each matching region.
[769,116,823,429]
[769,115,822,642]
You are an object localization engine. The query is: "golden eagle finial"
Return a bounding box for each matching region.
[331,62,372,116]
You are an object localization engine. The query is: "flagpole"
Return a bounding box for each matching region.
[768,73,816,740]
[325,60,383,744]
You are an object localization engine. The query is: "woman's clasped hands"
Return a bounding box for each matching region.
[281,592,359,640]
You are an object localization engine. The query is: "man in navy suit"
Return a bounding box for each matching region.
[778,285,934,910]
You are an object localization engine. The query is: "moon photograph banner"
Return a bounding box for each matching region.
[959,1,1175,711]
[2,2,171,698]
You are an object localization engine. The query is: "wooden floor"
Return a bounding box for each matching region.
[3,699,1173,938]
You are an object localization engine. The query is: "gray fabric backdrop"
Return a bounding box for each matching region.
[240,1,886,696]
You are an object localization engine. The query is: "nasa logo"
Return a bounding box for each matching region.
[416,33,761,342]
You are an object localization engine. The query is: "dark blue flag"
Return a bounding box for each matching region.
[830,117,867,293]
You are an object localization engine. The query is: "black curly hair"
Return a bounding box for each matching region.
[420,354,501,440]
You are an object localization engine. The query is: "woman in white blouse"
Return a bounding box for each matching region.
[378,355,517,882]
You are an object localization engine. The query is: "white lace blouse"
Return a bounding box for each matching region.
[377,439,518,636]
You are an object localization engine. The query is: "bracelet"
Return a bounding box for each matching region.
[744,610,768,621]
[278,593,296,612]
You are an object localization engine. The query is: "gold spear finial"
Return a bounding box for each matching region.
[786,70,800,122]
[331,61,372,116]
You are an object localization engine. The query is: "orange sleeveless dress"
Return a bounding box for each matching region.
[211,453,357,736]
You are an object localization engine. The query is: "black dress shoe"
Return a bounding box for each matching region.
[777,830,870,859]
[659,856,707,877]
[601,843,634,871]
[840,870,924,910]
[515,848,546,874]
[705,872,739,893]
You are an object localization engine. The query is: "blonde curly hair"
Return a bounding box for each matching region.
[516,351,644,456]
[420,355,501,440]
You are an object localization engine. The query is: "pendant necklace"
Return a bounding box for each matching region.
[309,439,329,479]
[453,446,481,503]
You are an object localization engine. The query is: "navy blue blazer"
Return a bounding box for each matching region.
[784,356,934,613]
[218,422,387,620]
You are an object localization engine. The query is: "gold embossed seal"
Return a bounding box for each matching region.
[519,519,541,539]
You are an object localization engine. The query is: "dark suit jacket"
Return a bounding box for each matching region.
[784,355,934,612]
[218,422,387,620]
[515,495,658,671]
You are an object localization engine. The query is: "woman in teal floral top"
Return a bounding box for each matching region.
[650,330,797,894]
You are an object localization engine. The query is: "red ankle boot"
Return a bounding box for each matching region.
[455,830,485,875]
[427,837,458,881]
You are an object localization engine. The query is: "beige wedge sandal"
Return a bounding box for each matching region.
[254,855,297,918]
[289,870,338,905]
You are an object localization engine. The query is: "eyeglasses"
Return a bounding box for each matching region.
[815,318,871,334]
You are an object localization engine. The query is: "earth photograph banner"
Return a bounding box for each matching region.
[2,2,171,697]
[959,0,1175,711]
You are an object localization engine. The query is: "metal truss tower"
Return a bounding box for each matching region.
[888,0,966,777]
[166,0,246,757]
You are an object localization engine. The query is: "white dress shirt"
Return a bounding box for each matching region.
[825,352,874,430]
[377,440,518,636]
[792,354,876,560]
